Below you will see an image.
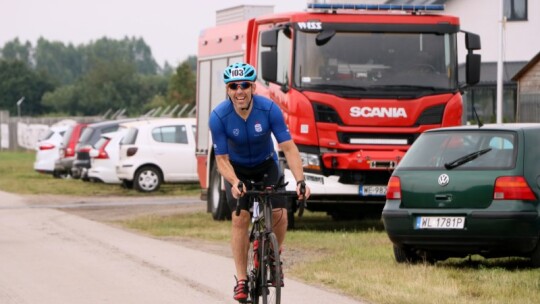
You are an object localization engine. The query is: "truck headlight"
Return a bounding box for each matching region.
[300,152,320,170]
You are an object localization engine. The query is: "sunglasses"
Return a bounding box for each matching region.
[227,82,252,90]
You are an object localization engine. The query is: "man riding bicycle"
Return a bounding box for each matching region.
[209,62,311,302]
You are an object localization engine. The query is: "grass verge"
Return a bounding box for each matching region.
[0,151,198,196]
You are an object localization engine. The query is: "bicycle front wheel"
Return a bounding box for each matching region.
[260,232,281,304]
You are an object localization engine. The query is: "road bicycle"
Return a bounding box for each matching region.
[236,177,306,304]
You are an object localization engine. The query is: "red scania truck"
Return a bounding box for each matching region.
[195,3,481,223]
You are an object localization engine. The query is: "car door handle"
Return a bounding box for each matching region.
[435,194,452,201]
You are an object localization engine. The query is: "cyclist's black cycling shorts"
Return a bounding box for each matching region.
[225,158,287,212]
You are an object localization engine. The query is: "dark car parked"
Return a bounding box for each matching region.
[54,123,88,177]
[71,119,139,180]
[382,123,540,267]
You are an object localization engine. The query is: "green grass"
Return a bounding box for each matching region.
[0,151,199,196]
[3,151,540,303]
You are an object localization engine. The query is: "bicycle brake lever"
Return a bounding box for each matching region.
[298,182,306,217]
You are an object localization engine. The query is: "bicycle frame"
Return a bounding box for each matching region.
[237,181,299,304]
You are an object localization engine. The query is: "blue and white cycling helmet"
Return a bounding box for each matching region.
[223,62,257,84]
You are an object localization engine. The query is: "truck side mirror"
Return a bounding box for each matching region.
[261,50,277,83]
[465,32,481,51]
[462,31,481,86]
[261,29,278,47]
[466,53,481,85]
[261,28,280,83]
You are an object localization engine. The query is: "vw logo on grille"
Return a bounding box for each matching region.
[438,174,450,186]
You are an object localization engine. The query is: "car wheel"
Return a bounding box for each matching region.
[71,168,81,179]
[53,170,69,179]
[208,163,230,220]
[134,166,162,192]
[393,245,420,264]
[530,241,540,268]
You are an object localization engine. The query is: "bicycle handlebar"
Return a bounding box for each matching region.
[234,179,305,217]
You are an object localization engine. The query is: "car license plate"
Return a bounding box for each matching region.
[360,185,387,196]
[415,216,465,229]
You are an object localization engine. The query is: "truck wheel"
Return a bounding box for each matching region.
[134,166,162,192]
[208,164,231,220]
[286,198,297,230]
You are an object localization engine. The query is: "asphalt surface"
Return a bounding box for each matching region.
[0,190,366,304]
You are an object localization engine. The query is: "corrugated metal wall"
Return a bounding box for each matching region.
[517,94,540,122]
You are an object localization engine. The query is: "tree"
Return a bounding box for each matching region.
[1,37,169,117]
[167,61,196,109]
[35,38,83,85]
[83,37,159,76]
[0,60,55,115]
[41,85,78,115]
[185,55,197,73]
[0,38,33,66]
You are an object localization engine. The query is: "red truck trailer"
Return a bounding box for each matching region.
[195,3,481,223]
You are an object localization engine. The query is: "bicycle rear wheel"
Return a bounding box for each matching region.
[260,232,281,304]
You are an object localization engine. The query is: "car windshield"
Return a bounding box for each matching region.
[39,130,55,141]
[78,127,94,144]
[294,31,457,97]
[398,130,516,169]
[93,137,108,149]
[121,128,138,145]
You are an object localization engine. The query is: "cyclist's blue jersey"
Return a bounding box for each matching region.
[209,95,292,168]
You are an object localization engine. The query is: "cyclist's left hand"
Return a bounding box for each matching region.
[296,181,310,200]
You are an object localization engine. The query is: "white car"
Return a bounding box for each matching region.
[88,129,128,184]
[34,124,71,177]
[88,120,152,184]
[116,118,198,192]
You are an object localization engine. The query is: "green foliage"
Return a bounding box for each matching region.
[185,55,197,72]
[0,60,55,115]
[0,38,32,65]
[35,38,83,85]
[84,37,159,75]
[1,37,195,117]
[167,61,196,107]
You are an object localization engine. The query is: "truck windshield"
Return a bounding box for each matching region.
[294,31,457,94]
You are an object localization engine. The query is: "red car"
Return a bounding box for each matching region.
[54,123,88,177]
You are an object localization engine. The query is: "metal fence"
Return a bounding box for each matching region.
[0,104,196,151]
[0,111,102,151]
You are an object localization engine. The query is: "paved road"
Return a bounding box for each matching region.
[0,191,365,304]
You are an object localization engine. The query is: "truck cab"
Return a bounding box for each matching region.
[196,3,481,223]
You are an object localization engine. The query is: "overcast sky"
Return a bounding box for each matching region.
[1,0,307,67]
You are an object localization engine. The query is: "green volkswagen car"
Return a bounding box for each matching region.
[382,124,540,266]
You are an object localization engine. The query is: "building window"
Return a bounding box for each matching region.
[504,0,527,21]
